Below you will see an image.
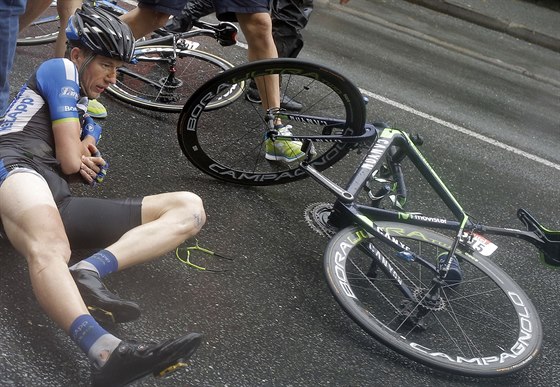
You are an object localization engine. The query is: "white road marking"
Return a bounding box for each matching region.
[360,88,560,172]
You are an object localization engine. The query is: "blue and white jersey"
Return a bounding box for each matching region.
[0,58,82,167]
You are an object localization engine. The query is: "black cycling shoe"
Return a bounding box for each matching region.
[70,269,141,324]
[91,332,203,387]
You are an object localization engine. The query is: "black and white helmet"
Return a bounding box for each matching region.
[66,4,135,63]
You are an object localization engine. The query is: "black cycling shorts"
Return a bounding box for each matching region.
[0,158,142,250]
[59,196,143,250]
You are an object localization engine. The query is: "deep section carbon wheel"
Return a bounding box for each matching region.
[177,58,367,186]
[323,223,542,376]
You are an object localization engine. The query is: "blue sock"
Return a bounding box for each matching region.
[70,315,107,353]
[80,250,118,278]
[69,315,120,366]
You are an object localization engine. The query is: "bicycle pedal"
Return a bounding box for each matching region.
[154,361,188,378]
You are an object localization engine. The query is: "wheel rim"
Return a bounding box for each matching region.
[17,5,59,46]
[325,224,541,376]
[107,46,238,112]
[178,59,366,185]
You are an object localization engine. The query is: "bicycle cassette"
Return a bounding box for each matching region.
[304,202,338,238]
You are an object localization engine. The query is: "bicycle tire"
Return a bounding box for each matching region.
[17,3,59,46]
[106,45,241,112]
[323,223,542,377]
[177,58,367,186]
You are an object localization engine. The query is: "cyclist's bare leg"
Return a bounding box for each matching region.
[236,12,281,114]
[19,0,84,57]
[102,192,206,270]
[0,172,89,332]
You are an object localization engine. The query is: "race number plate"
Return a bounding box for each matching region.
[461,232,498,256]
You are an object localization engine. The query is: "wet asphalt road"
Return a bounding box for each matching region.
[1,0,559,386]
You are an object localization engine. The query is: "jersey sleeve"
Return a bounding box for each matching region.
[35,58,81,125]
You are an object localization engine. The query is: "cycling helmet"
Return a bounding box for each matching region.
[66,4,135,63]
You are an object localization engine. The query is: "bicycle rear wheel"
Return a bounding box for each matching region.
[177,58,367,186]
[106,45,241,112]
[324,223,542,376]
[17,2,59,46]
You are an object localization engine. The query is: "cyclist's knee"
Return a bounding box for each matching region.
[174,192,206,235]
[238,13,272,41]
[143,191,206,235]
[26,237,72,276]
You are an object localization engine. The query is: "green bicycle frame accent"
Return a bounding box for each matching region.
[300,124,559,267]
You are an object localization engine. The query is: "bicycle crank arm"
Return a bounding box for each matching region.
[300,162,354,203]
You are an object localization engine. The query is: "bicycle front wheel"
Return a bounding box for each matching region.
[106,45,241,112]
[324,223,542,377]
[17,2,59,46]
[177,58,367,186]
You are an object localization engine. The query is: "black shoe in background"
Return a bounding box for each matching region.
[244,82,262,104]
[280,94,303,111]
[244,81,303,111]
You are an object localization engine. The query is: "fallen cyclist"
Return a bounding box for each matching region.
[0,5,206,386]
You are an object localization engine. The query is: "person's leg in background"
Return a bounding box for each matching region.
[18,0,82,57]
[119,4,171,38]
[164,0,305,111]
[18,0,49,33]
[242,0,310,110]
[235,11,281,111]
[53,0,83,57]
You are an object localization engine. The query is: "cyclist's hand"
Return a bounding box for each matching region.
[80,144,109,186]
[81,114,102,144]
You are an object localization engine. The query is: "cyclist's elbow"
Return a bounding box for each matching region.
[59,157,81,175]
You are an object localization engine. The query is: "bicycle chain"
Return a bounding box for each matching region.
[304,202,339,238]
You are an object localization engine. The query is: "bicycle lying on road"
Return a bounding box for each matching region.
[176,58,560,376]
[17,0,244,112]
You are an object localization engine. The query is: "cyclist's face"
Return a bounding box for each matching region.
[79,52,123,99]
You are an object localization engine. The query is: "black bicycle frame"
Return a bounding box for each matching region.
[285,122,559,291]
[282,122,553,248]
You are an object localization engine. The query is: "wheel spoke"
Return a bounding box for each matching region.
[107,46,241,112]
